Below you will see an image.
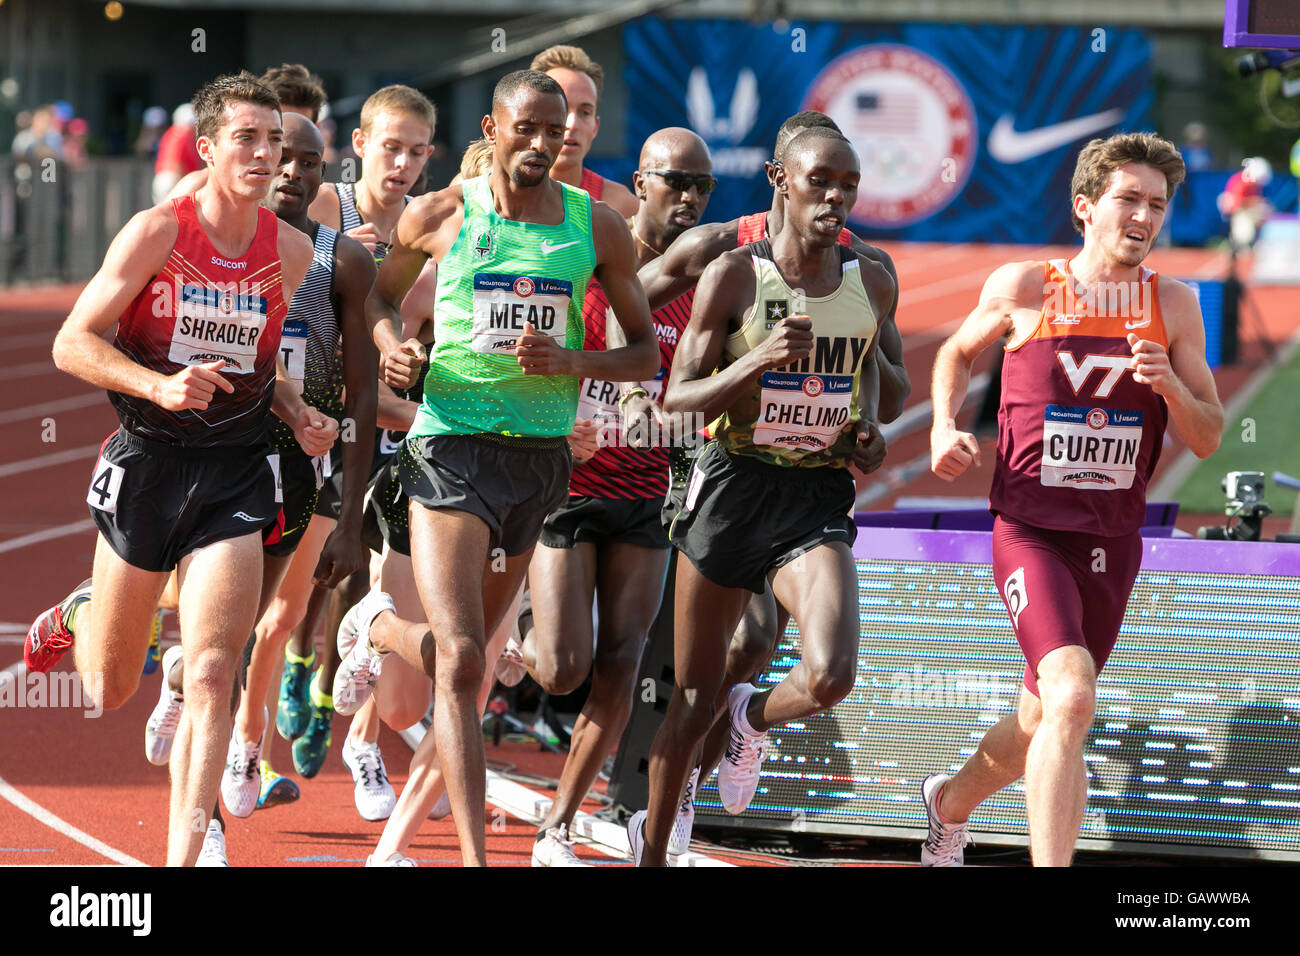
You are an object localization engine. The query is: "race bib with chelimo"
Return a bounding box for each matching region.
[170,284,268,373]
[753,371,853,451]
[471,273,572,356]
[279,317,308,394]
[1040,404,1143,490]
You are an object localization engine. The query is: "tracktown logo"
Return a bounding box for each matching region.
[0,669,102,718]
[49,886,151,936]
[885,666,1016,710]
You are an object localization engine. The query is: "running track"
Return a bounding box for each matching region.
[1,242,1291,866]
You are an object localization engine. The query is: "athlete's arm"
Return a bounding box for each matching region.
[376,386,418,431]
[51,207,236,411]
[664,249,810,422]
[518,202,659,381]
[600,179,640,218]
[165,168,209,201]
[306,182,342,231]
[852,241,908,423]
[271,360,337,457]
[399,259,438,342]
[930,261,1040,481]
[638,222,735,311]
[1134,278,1223,459]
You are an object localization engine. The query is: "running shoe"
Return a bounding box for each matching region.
[668,765,699,855]
[428,792,451,820]
[24,578,92,674]
[292,694,333,778]
[494,635,527,687]
[333,590,394,716]
[221,734,262,819]
[257,761,301,809]
[195,820,228,867]
[921,773,969,867]
[718,683,768,814]
[365,852,416,867]
[342,736,396,821]
[626,809,647,866]
[141,609,164,675]
[144,645,185,766]
[276,647,315,740]
[531,824,589,867]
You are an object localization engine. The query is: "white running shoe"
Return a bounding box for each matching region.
[494,635,527,687]
[221,734,262,819]
[144,645,185,766]
[718,683,768,814]
[428,792,451,820]
[531,824,590,867]
[365,852,416,867]
[194,820,228,867]
[342,736,396,821]
[668,766,699,855]
[333,590,394,716]
[921,773,969,867]
[626,810,646,865]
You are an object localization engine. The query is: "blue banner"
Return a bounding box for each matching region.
[623,19,1152,244]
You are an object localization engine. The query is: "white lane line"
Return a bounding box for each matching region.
[0,393,103,426]
[2,360,63,380]
[0,661,146,867]
[0,444,99,479]
[0,519,96,555]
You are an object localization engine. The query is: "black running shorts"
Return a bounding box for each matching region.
[87,428,280,573]
[540,495,670,550]
[668,441,856,593]
[397,433,572,558]
[263,449,324,558]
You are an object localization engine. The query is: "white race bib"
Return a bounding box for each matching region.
[169,284,268,373]
[471,273,572,356]
[279,317,309,394]
[752,371,853,452]
[86,455,125,514]
[1040,405,1142,490]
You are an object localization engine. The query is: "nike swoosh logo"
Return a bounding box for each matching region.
[987,109,1126,164]
[540,240,580,255]
[1124,318,1151,330]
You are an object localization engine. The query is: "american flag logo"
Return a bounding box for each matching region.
[854,91,921,133]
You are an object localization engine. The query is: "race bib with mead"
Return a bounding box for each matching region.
[170,284,268,373]
[1040,405,1143,490]
[753,371,853,451]
[471,273,572,356]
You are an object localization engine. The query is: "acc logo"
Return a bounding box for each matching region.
[803,45,976,228]
[802,375,824,397]
[512,277,535,298]
[1087,408,1108,429]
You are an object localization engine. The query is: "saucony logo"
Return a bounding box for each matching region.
[987,109,1125,164]
[540,239,580,255]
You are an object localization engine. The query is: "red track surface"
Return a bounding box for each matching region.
[1,242,1290,867]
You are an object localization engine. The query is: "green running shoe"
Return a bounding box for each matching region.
[276,648,315,741]
[257,761,300,810]
[293,700,334,778]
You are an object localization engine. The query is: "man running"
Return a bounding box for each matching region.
[628,127,893,866]
[527,127,713,866]
[26,73,315,865]
[530,45,638,217]
[332,69,659,866]
[923,132,1222,866]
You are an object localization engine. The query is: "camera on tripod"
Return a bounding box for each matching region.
[1196,470,1271,541]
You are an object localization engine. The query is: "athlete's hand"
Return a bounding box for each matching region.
[153,360,234,411]
[345,222,384,256]
[753,315,814,371]
[1128,332,1177,396]
[852,420,887,475]
[383,338,425,390]
[568,417,599,461]
[931,420,981,482]
[312,524,367,589]
[621,393,668,449]
[293,405,339,458]
[516,322,572,376]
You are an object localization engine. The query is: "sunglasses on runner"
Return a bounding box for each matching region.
[642,169,717,195]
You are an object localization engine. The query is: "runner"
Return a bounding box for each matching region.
[923,132,1221,866]
[530,45,638,217]
[527,126,713,866]
[331,69,659,866]
[25,72,316,866]
[626,127,893,866]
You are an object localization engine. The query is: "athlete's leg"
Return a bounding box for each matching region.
[1024,644,1096,866]
[523,541,597,695]
[539,541,668,833]
[167,532,263,865]
[364,547,432,735]
[932,688,1041,825]
[641,558,748,866]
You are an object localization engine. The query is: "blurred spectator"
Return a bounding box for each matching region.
[1180,122,1213,172]
[135,105,169,159]
[11,109,33,153]
[152,103,202,204]
[12,105,64,162]
[1218,156,1274,251]
[63,117,90,168]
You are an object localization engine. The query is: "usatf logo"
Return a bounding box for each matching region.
[804,45,976,228]
[764,299,788,328]
[513,276,535,297]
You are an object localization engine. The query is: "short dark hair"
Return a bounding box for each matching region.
[774,111,842,162]
[1070,132,1186,235]
[782,126,852,167]
[192,72,280,142]
[260,63,327,122]
[492,70,566,115]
